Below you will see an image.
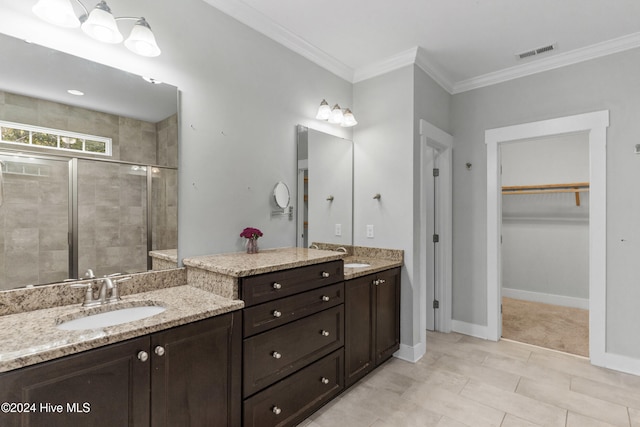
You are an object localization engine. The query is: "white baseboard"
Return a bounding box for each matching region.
[451,320,489,340]
[502,288,589,310]
[395,341,426,363]
[598,352,640,377]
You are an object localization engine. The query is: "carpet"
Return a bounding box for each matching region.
[501,297,589,357]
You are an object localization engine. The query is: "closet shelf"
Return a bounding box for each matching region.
[502,182,589,206]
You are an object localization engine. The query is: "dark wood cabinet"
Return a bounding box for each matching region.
[240,261,345,427]
[0,336,150,427]
[0,312,241,427]
[151,312,241,427]
[345,267,400,388]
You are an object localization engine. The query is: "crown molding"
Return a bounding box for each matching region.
[201,0,354,82]
[351,47,417,83]
[452,32,640,94]
[414,48,455,94]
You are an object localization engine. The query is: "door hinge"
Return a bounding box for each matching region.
[432,234,439,243]
[433,168,439,177]
[433,300,440,309]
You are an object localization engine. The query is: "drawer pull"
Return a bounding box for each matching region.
[273,310,282,318]
[272,282,282,290]
[322,295,330,302]
[272,406,282,415]
[321,377,330,385]
[321,271,330,278]
[321,330,330,337]
[154,346,165,356]
[272,351,282,359]
[137,351,149,362]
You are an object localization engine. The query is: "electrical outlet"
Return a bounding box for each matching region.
[335,224,342,236]
[366,224,374,238]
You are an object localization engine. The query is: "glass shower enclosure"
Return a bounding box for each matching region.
[0,151,177,290]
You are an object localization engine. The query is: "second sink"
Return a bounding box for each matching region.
[344,263,371,268]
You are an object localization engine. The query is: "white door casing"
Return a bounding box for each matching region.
[485,110,608,366]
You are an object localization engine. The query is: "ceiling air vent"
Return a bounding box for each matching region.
[516,43,557,60]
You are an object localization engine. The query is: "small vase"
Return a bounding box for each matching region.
[246,238,259,254]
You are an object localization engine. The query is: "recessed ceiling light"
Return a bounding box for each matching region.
[142,76,162,85]
[67,89,84,96]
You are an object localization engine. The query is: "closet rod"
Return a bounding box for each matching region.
[501,182,589,206]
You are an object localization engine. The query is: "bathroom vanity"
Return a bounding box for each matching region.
[0,247,402,427]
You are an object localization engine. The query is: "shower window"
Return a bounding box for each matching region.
[0,120,112,156]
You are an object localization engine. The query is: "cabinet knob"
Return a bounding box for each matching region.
[273,310,282,318]
[272,406,282,415]
[272,282,282,290]
[272,351,282,359]
[154,346,165,356]
[321,377,330,385]
[373,280,379,286]
[137,351,149,362]
[321,330,330,337]
[321,271,330,278]
[379,279,386,284]
[322,295,330,302]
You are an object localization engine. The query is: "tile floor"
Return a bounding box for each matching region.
[298,331,640,427]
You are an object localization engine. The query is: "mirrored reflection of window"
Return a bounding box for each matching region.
[0,120,111,155]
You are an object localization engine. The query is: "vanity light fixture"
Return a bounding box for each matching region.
[32,0,161,57]
[315,99,358,127]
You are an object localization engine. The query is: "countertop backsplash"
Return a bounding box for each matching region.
[0,268,187,317]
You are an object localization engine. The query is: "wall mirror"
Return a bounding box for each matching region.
[0,33,179,290]
[296,125,353,248]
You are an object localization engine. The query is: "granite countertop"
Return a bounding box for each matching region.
[343,256,403,279]
[183,247,346,277]
[148,248,178,262]
[0,285,243,373]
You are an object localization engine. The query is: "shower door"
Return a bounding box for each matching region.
[0,154,70,289]
[77,160,148,278]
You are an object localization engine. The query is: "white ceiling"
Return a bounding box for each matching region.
[203,0,640,93]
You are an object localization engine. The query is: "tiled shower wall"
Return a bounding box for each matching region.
[0,91,178,289]
[0,158,70,288]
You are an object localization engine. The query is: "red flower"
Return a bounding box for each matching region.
[240,227,263,240]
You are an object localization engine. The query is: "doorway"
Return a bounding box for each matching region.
[500,134,590,356]
[485,110,608,365]
[420,120,452,335]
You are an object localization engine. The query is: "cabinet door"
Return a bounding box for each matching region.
[150,312,241,427]
[344,274,374,387]
[0,337,150,427]
[374,268,401,365]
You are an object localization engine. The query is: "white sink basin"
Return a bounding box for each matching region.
[344,263,371,268]
[57,305,166,330]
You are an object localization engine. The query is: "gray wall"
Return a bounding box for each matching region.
[451,47,640,358]
[353,64,451,351]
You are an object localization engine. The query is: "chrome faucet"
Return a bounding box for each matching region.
[71,272,131,307]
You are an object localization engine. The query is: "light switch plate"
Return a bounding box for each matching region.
[335,224,342,236]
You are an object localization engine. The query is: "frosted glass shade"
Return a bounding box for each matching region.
[341,109,358,127]
[328,104,344,124]
[124,18,161,57]
[315,99,331,120]
[81,1,123,43]
[32,0,80,28]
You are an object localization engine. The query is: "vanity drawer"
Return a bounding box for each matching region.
[243,349,343,427]
[240,260,343,307]
[243,282,344,337]
[243,305,344,397]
